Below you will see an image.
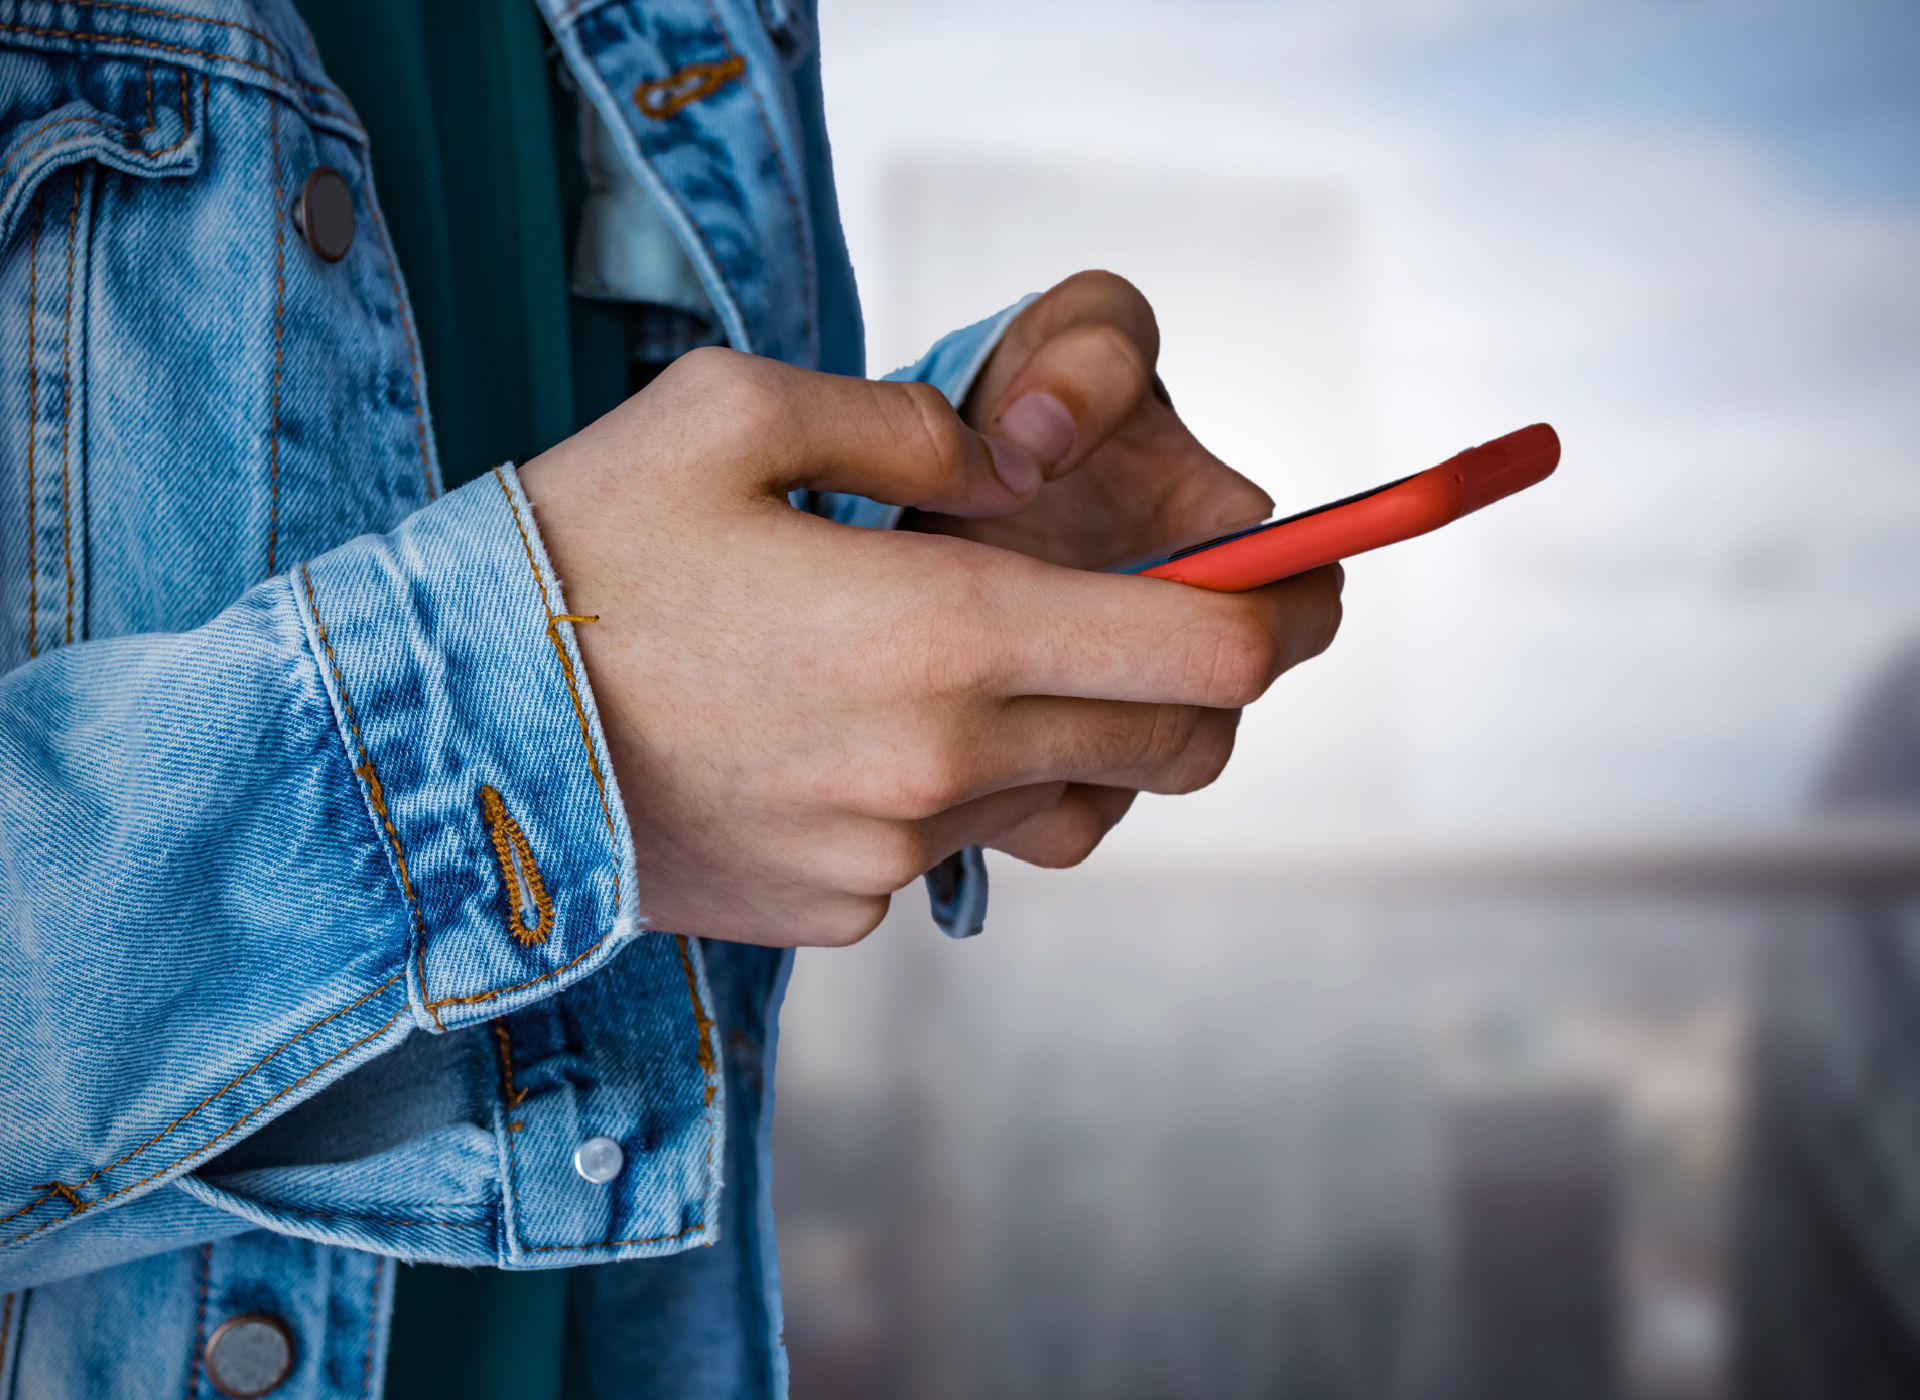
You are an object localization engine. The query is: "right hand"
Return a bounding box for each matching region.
[519,348,1342,946]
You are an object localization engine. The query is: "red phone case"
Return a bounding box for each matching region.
[1132,423,1560,592]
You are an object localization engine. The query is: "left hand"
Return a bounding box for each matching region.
[907,271,1335,867]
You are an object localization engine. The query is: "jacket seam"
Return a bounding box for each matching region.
[58,164,77,646]
[188,1243,211,1398]
[360,1257,382,1400]
[695,0,811,355]
[522,1221,704,1252]
[266,98,283,575]
[24,186,39,658]
[0,1006,407,1250]
[0,21,359,135]
[298,564,441,1028]
[367,196,434,500]
[489,466,620,852]
[6,0,356,118]
[0,974,404,1234]
[202,1199,484,1231]
[0,66,199,190]
[486,468,721,1128]
[490,1017,526,1254]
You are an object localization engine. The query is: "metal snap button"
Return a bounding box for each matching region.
[205,1314,296,1398]
[292,166,354,263]
[574,1135,624,1184]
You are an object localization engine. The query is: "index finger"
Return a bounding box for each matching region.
[977,555,1344,706]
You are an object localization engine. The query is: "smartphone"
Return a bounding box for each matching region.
[1118,423,1560,591]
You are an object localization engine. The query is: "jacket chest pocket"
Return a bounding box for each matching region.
[0,54,204,660]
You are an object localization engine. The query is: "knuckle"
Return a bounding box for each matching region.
[844,824,934,897]
[1195,615,1276,706]
[664,344,746,399]
[1161,714,1236,794]
[678,347,781,427]
[901,591,1001,700]
[899,383,970,475]
[1027,806,1108,870]
[1138,704,1197,770]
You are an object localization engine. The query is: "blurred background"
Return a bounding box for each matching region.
[773,2,1920,1396]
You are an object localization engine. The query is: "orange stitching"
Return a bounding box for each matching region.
[491,1016,526,1240]
[401,475,641,1018]
[370,205,433,500]
[37,1180,86,1213]
[266,98,283,576]
[490,468,619,851]
[0,1187,52,1227]
[0,22,357,129]
[0,65,193,196]
[298,565,440,1029]
[523,1220,705,1252]
[0,1292,11,1377]
[1,1008,407,1251]
[673,936,718,1105]
[479,787,554,946]
[1,2,357,116]
[0,113,114,195]
[633,55,745,120]
[424,933,615,1014]
[137,68,202,162]
[59,166,78,646]
[0,974,403,1233]
[490,1020,528,1109]
[25,188,40,659]
[487,469,718,1118]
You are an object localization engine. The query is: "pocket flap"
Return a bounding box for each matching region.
[0,64,204,248]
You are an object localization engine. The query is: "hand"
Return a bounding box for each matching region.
[908,270,1341,865]
[519,348,1342,946]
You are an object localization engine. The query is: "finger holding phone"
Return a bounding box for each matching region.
[519,341,1343,947]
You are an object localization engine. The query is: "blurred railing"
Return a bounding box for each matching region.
[775,821,1920,1400]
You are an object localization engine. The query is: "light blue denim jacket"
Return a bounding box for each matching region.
[0,1,1015,1394]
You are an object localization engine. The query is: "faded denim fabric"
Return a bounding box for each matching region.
[0,0,1019,1395]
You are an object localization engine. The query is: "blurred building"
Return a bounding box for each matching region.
[1735,644,1920,1400]
[771,3,1920,1397]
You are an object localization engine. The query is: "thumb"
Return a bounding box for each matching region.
[664,350,1045,519]
[985,320,1154,482]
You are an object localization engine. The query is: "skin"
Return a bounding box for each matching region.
[520,272,1342,947]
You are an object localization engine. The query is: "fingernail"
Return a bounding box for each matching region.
[987,435,1042,495]
[997,391,1077,467]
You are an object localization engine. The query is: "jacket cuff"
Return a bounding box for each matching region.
[296,465,644,1031]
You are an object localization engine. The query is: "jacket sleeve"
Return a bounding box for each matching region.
[0,466,645,1286]
[811,297,1039,940]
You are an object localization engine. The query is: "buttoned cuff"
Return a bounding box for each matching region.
[295,465,647,1032]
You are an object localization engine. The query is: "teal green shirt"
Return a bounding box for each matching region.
[294,0,629,492]
[289,1,612,1393]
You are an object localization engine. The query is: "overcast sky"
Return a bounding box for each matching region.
[816,0,1920,847]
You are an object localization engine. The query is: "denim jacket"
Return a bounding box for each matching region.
[0,1,1015,1394]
